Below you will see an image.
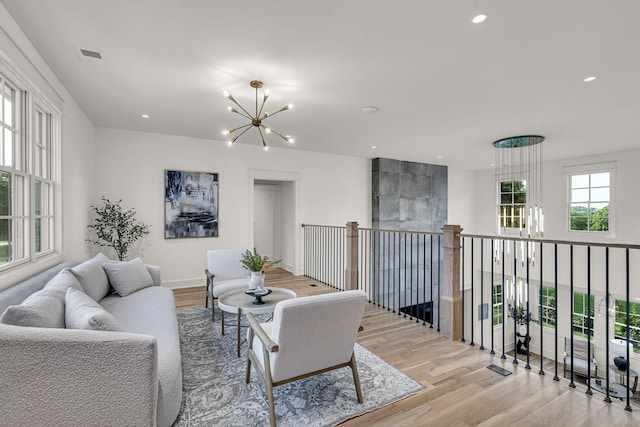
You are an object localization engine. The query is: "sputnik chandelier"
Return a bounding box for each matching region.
[222,80,294,150]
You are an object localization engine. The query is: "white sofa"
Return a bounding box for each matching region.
[0,254,182,427]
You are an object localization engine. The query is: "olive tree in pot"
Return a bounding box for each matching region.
[86,197,150,261]
[240,248,280,290]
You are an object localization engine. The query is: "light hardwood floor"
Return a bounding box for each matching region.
[173,269,640,426]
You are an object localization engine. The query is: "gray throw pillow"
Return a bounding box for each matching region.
[44,268,85,294]
[71,253,111,301]
[65,287,122,331]
[0,288,65,328]
[102,257,154,297]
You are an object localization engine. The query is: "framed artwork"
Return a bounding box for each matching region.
[165,170,218,238]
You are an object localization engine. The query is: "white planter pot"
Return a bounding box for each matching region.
[248,271,265,290]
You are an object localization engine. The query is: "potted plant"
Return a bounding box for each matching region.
[86,197,150,261]
[240,248,280,289]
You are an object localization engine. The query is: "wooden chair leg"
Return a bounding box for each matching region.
[350,352,364,403]
[246,329,254,384]
[266,377,276,427]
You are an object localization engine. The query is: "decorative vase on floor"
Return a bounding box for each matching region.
[248,271,264,290]
[614,356,628,371]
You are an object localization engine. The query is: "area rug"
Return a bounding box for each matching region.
[172,307,425,427]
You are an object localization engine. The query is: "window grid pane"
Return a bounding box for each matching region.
[569,172,610,232]
[614,300,640,353]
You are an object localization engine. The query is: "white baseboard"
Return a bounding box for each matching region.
[162,277,203,290]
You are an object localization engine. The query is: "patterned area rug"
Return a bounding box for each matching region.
[172,307,425,427]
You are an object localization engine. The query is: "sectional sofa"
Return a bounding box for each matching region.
[0,254,182,427]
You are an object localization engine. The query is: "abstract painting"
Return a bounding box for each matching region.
[165,170,218,238]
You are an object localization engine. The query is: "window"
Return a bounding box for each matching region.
[614,299,640,354]
[0,69,59,272]
[539,285,556,328]
[570,172,610,232]
[573,291,594,338]
[492,282,503,326]
[499,180,526,230]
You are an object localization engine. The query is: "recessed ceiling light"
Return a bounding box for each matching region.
[584,76,597,82]
[371,146,377,149]
[437,155,443,159]
[361,106,379,114]
[472,14,487,24]
[141,114,150,118]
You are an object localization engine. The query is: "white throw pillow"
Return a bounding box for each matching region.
[65,287,122,331]
[102,257,154,297]
[0,288,66,328]
[71,253,111,301]
[44,268,85,294]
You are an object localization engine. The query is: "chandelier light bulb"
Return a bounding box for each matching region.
[287,137,294,143]
[288,104,294,110]
[222,130,229,136]
[227,141,232,146]
[265,127,271,134]
[263,146,269,151]
[223,90,230,98]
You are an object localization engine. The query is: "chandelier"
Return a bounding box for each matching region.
[222,80,294,150]
[494,135,545,239]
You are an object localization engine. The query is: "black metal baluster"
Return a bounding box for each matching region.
[387,231,391,311]
[569,245,575,388]
[490,238,495,354]
[461,237,465,341]
[604,247,611,402]
[410,233,414,321]
[501,239,506,359]
[586,246,592,394]
[539,242,544,375]
[480,238,485,351]
[423,234,427,325]
[437,234,441,332]
[553,243,559,381]
[470,237,475,346]
[625,248,632,412]
[525,242,531,370]
[430,234,434,329]
[404,233,407,317]
[513,240,518,365]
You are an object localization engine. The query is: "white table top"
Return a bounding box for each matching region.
[218,287,297,315]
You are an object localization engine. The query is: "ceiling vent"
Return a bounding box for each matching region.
[75,46,105,64]
[79,49,102,59]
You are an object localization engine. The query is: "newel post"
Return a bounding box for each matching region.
[441,224,462,340]
[345,221,359,290]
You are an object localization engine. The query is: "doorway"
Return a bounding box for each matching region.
[250,171,299,274]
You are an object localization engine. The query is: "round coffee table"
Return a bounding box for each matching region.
[218,287,297,357]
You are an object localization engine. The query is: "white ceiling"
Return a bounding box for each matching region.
[2,0,640,170]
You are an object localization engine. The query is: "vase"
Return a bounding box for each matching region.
[614,356,628,371]
[248,271,264,290]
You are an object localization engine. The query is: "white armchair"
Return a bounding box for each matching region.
[563,336,597,379]
[245,290,367,427]
[204,248,249,320]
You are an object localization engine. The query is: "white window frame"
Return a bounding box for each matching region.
[497,174,528,236]
[563,162,616,237]
[0,62,61,274]
[492,281,503,326]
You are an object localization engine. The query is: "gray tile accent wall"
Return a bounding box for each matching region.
[371,158,448,316]
[372,158,447,231]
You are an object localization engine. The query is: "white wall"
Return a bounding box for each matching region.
[0,4,95,288]
[93,127,370,288]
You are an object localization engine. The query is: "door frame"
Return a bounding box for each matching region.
[248,169,301,275]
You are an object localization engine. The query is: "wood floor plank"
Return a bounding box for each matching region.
[173,269,640,426]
